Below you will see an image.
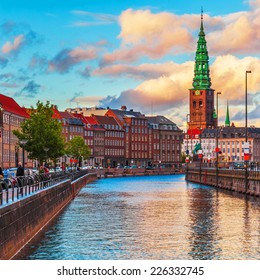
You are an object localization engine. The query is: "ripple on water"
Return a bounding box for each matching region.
[21,175,260,260]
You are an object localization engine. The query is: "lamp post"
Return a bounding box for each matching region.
[245,70,251,193]
[216,92,221,187]
[196,104,203,183]
[186,114,190,175]
[20,139,28,168]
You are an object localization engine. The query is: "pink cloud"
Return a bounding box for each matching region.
[2,34,24,54]
[100,9,195,65]
[99,54,260,128]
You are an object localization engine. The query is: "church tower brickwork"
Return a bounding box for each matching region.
[188,10,215,130]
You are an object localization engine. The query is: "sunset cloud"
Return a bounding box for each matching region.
[100,9,196,65]
[2,34,24,54]
[99,3,260,67]
[49,46,98,73]
[99,54,260,128]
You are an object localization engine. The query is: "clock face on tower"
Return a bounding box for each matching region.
[195,90,201,96]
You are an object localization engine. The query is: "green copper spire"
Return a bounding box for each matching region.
[225,100,230,127]
[192,8,212,89]
[213,108,217,119]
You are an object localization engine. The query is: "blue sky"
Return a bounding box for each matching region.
[0,0,259,128]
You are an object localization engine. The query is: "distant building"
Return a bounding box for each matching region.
[199,126,260,162]
[147,116,182,166]
[106,106,150,167]
[92,115,125,167]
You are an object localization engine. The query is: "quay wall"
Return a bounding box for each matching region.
[0,173,97,260]
[186,168,260,196]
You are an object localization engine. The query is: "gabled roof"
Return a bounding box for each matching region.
[84,116,105,131]
[0,94,29,118]
[93,115,122,129]
[147,115,176,125]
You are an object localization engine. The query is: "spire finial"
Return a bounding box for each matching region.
[200,7,204,31]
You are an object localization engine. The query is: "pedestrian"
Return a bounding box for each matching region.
[0,166,3,179]
[16,162,25,177]
[44,166,49,174]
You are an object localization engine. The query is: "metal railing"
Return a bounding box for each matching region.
[0,170,88,206]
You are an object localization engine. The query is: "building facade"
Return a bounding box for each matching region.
[0,94,30,168]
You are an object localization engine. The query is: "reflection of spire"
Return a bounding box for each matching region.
[225,100,230,127]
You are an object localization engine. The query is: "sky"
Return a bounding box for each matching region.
[0,0,259,129]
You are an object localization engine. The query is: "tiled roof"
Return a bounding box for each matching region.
[85,116,105,131]
[201,126,260,138]
[0,94,29,118]
[93,115,121,128]
[59,111,74,119]
[147,115,176,125]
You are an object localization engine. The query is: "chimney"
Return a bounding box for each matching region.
[121,105,127,111]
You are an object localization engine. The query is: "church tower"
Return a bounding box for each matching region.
[188,9,215,130]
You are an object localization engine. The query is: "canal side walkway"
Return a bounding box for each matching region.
[0,171,97,260]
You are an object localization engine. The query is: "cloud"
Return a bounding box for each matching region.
[68,95,102,107]
[70,10,117,27]
[0,56,8,68]
[0,82,19,88]
[100,9,195,65]
[49,46,98,73]
[16,80,41,97]
[98,52,260,128]
[99,3,260,66]
[93,61,191,80]
[78,66,92,79]
[29,53,48,73]
[68,91,83,103]
[1,31,43,57]
[0,20,17,34]
[2,34,24,55]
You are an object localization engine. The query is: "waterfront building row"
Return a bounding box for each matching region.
[0,94,182,168]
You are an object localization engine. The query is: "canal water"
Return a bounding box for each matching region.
[21,174,260,260]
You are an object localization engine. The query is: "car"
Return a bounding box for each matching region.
[234,162,245,169]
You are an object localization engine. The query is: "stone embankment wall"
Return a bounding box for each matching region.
[186,168,260,196]
[0,173,96,260]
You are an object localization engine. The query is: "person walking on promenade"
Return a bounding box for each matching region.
[0,166,3,178]
[16,162,24,177]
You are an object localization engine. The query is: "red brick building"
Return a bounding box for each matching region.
[0,94,30,168]
[84,116,105,167]
[106,106,151,167]
[147,116,182,166]
[92,115,125,167]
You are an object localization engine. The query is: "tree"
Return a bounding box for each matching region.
[13,101,65,165]
[65,136,90,167]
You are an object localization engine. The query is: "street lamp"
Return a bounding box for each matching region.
[20,139,28,167]
[186,114,190,174]
[245,70,251,193]
[196,104,203,183]
[216,92,221,187]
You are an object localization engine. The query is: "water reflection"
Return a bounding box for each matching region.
[18,175,260,260]
[187,188,220,259]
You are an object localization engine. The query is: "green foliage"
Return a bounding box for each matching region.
[65,136,90,163]
[13,101,65,164]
